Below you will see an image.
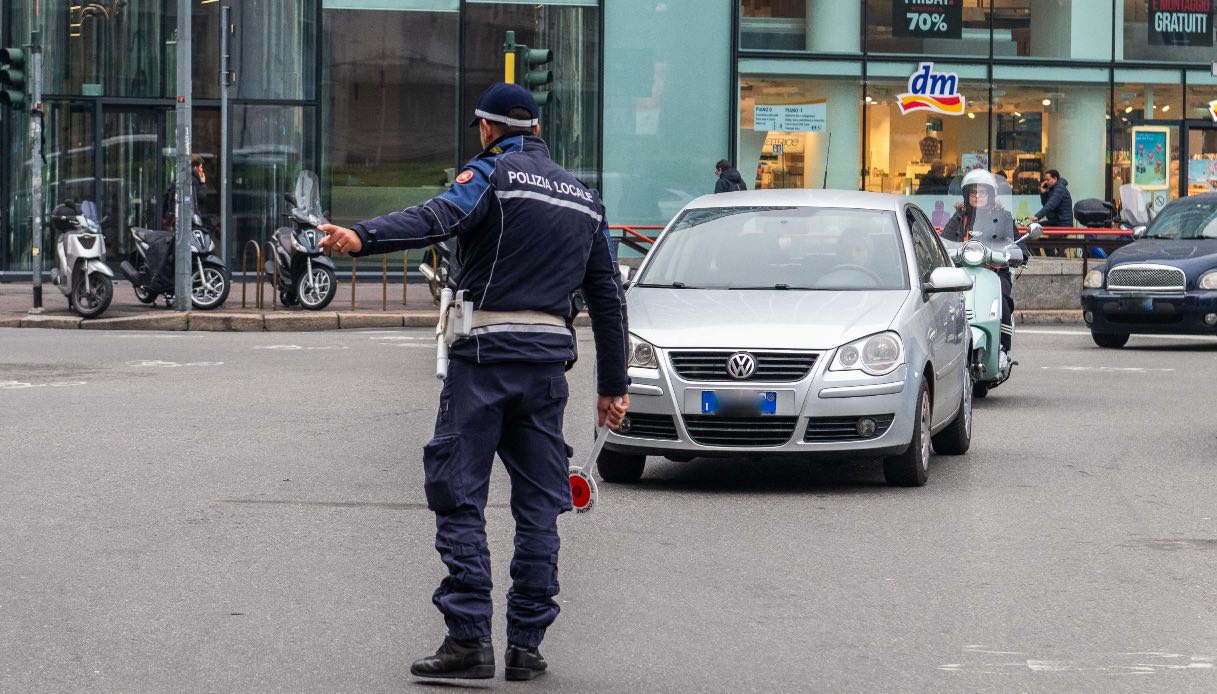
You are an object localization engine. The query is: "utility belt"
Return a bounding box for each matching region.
[434,288,569,379]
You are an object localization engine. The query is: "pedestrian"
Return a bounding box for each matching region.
[191,154,209,212]
[1029,168,1073,227]
[714,159,747,193]
[941,169,1026,362]
[317,82,630,682]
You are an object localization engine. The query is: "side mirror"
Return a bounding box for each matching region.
[924,267,974,294]
[1133,225,1147,239]
[1026,222,1043,241]
[283,192,296,205]
[619,263,632,284]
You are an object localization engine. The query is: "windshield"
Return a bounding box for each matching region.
[637,206,909,291]
[293,170,324,218]
[1144,198,1217,240]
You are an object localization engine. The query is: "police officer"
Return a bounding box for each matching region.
[318,82,630,681]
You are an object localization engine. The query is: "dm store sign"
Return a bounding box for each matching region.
[897,62,965,116]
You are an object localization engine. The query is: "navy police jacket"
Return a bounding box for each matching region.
[351,133,629,396]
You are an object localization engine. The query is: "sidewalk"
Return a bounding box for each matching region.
[0,279,1082,331]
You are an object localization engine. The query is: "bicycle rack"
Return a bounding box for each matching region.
[264,241,279,310]
[240,240,264,309]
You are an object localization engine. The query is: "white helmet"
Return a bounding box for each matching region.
[960,168,998,193]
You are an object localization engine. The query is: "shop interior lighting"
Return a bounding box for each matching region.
[1013,111,1022,117]
[1124,105,1133,113]
[864,95,873,103]
[1042,98,1051,106]
[1162,104,1171,112]
[967,112,975,119]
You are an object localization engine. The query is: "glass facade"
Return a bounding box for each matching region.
[8,1,1217,273]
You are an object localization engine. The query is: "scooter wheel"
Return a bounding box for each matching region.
[72,272,113,319]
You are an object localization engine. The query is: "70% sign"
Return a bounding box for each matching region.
[905,12,949,32]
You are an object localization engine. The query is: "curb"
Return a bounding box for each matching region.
[79,314,189,331]
[1016,309,1082,325]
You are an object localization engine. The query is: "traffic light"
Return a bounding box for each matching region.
[522,47,553,106]
[0,47,27,110]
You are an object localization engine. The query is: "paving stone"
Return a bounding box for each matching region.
[264,312,340,331]
[19,315,81,329]
[188,313,265,331]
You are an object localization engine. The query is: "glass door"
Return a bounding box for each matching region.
[1184,124,1217,198]
[103,109,166,260]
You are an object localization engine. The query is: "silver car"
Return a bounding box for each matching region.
[601,190,974,487]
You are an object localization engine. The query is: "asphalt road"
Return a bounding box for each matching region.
[2,327,1216,693]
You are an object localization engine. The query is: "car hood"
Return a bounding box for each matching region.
[1109,239,1217,274]
[627,288,909,350]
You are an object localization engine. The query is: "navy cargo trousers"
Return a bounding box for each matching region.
[422,357,573,649]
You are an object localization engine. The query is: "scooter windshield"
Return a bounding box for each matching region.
[293,170,325,221]
[947,174,1020,255]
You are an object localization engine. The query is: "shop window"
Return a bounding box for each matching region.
[864,64,987,225]
[990,70,1108,219]
[864,0,990,57]
[740,0,808,50]
[1111,76,1182,208]
[994,0,1112,60]
[1122,1,1215,62]
[740,76,861,192]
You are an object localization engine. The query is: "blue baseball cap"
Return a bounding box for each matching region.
[467,82,540,128]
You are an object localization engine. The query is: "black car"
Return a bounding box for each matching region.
[1081,193,1217,347]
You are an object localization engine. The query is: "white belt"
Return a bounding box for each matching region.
[470,310,567,335]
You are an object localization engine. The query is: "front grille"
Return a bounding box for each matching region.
[77,235,97,250]
[618,413,678,440]
[682,415,798,447]
[1107,264,1186,292]
[803,414,895,442]
[668,350,818,382]
[965,308,974,320]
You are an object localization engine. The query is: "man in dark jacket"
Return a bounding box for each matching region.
[318,82,630,682]
[714,159,747,193]
[1030,169,1073,227]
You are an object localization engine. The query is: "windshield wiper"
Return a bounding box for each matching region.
[636,282,696,289]
[729,284,811,290]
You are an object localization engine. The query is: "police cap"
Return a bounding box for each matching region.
[467,82,539,128]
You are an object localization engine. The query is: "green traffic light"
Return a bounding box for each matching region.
[0,47,25,68]
[0,47,28,111]
[524,48,552,66]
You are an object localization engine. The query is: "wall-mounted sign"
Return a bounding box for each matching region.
[897,62,965,116]
[753,102,827,132]
[1148,0,1213,47]
[766,135,804,155]
[1131,126,1170,191]
[892,0,962,39]
[1207,98,1217,121]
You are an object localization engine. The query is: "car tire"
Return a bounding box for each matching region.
[884,381,931,487]
[932,368,972,455]
[1092,331,1130,348]
[597,449,645,483]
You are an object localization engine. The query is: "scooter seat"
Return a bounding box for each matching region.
[133,227,173,244]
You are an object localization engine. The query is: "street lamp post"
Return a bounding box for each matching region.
[173,0,193,311]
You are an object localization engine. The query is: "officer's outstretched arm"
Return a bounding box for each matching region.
[581,219,630,398]
[346,159,495,256]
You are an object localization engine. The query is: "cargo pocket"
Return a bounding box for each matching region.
[422,433,462,513]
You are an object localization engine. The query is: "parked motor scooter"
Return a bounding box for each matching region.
[418,239,452,305]
[120,209,230,310]
[48,201,114,318]
[266,170,337,310]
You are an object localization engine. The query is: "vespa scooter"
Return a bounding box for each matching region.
[266,170,337,310]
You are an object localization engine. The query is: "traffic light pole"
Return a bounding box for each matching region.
[173,0,193,311]
[503,31,516,83]
[28,32,43,312]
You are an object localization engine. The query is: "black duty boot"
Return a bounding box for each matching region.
[410,636,494,679]
[504,644,548,681]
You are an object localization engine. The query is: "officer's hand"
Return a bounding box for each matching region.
[598,394,630,430]
[318,223,362,255]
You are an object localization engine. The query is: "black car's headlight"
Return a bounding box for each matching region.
[1199,270,1217,290]
[1084,269,1104,288]
[629,333,658,369]
[829,331,904,376]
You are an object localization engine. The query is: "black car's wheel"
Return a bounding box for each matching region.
[932,368,972,455]
[884,381,931,487]
[1092,331,1130,348]
[596,449,645,483]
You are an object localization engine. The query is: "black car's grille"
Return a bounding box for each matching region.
[681,415,798,447]
[617,413,678,440]
[668,351,818,382]
[803,414,895,442]
[1107,264,1185,292]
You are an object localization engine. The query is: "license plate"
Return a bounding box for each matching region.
[701,390,778,416]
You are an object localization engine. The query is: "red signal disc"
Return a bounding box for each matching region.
[569,467,597,513]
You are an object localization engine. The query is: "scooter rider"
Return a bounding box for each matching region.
[942,169,1025,355]
[317,82,630,682]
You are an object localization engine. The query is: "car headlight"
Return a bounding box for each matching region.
[1084,269,1104,288]
[830,331,904,376]
[629,333,658,368]
[961,241,988,266]
[1199,270,1217,290]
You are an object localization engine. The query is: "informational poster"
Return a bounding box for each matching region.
[1148,0,1213,47]
[753,102,827,132]
[891,0,963,39]
[961,152,989,172]
[1188,158,1217,191]
[1131,126,1170,190]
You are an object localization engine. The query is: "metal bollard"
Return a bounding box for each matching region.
[241,240,264,309]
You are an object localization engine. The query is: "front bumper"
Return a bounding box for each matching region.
[607,353,920,460]
[1081,290,1217,335]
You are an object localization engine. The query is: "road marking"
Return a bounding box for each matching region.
[0,380,88,389]
[253,345,349,350]
[378,343,433,349]
[1040,366,1175,373]
[943,648,1217,675]
[1021,328,1217,342]
[368,335,429,341]
[126,360,224,368]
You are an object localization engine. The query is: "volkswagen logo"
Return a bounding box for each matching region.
[726,352,756,380]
